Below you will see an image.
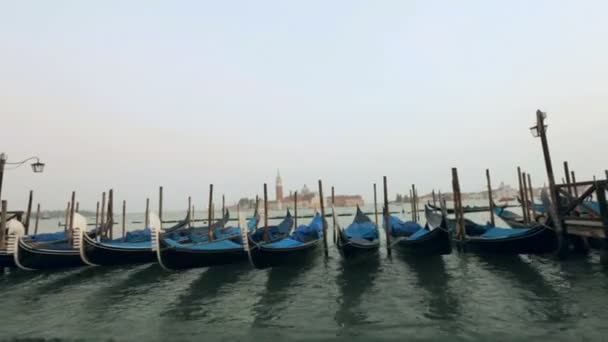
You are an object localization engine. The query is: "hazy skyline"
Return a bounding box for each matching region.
[2,1,607,211]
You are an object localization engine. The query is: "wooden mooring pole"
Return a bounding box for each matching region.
[522,172,532,223]
[68,191,76,245]
[331,187,335,244]
[452,168,466,247]
[373,183,379,227]
[532,110,567,258]
[0,200,7,250]
[486,169,495,226]
[64,201,70,233]
[294,191,298,229]
[108,189,114,239]
[432,190,437,209]
[187,196,192,228]
[517,167,529,224]
[24,190,33,235]
[527,173,536,218]
[159,186,163,230]
[564,161,573,196]
[263,184,269,242]
[34,203,40,234]
[100,192,106,232]
[145,198,150,228]
[383,176,392,256]
[208,185,214,241]
[571,171,579,198]
[595,181,608,264]
[122,200,126,239]
[318,180,328,257]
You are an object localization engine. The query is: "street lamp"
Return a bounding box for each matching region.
[0,153,46,202]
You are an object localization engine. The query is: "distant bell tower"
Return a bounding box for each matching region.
[276,169,284,202]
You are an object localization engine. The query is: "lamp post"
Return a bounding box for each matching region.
[0,153,45,202]
[530,110,566,256]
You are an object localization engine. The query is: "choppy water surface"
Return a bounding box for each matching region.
[1,206,608,341]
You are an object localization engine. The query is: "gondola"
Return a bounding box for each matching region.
[77,211,186,266]
[335,206,380,258]
[9,213,89,270]
[425,206,558,254]
[152,209,276,270]
[248,213,323,269]
[387,210,451,255]
[427,202,507,214]
[494,206,528,229]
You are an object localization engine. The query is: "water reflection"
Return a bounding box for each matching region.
[165,263,251,320]
[334,256,380,329]
[252,261,317,326]
[398,254,459,321]
[477,254,568,322]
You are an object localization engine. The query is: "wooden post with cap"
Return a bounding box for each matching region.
[318,180,328,257]
[331,186,336,244]
[383,176,392,256]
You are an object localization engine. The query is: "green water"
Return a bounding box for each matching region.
[1,207,607,341]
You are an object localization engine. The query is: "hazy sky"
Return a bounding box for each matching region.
[1,1,607,211]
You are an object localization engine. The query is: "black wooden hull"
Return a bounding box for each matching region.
[393,228,452,256]
[463,226,558,254]
[157,237,248,270]
[0,250,15,268]
[249,240,320,269]
[336,235,379,259]
[15,239,85,270]
[81,233,155,266]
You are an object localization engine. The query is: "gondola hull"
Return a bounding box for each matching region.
[156,237,248,270]
[249,240,320,269]
[81,233,156,266]
[0,250,15,268]
[393,228,452,256]
[336,235,379,259]
[463,226,558,254]
[15,238,85,270]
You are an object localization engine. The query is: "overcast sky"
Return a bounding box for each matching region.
[1,1,607,211]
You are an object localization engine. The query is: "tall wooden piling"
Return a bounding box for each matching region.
[64,201,70,232]
[533,110,566,258]
[191,205,195,224]
[187,196,192,228]
[527,173,536,218]
[100,192,106,230]
[486,169,495,226]
[564,161,573,196]
[571,171,579,198]
[68,191,76,245]
[517,167,529,224]
[263,183,269,242]
[34,203,40,234]
[108,189,114,239]
[145,198,150,228]
[432,190,437,209]
[158,186,163,229]
[222,195,225,216]
[373,183,379,227]
[0,200,7,250]
[409,189,414,221]
[595,181,608,264]
[208,184,214,241]
[122,200,126,239]
[451,168,466,243]
[75,202,79,213]
[294,191,298,229]
[331,187,336,244]
[411,185,417,222]
[522,172,532,223]
[318,180,328,257]
[95,201,100,229]
[24,190,33,235]
[383,176,392,256]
